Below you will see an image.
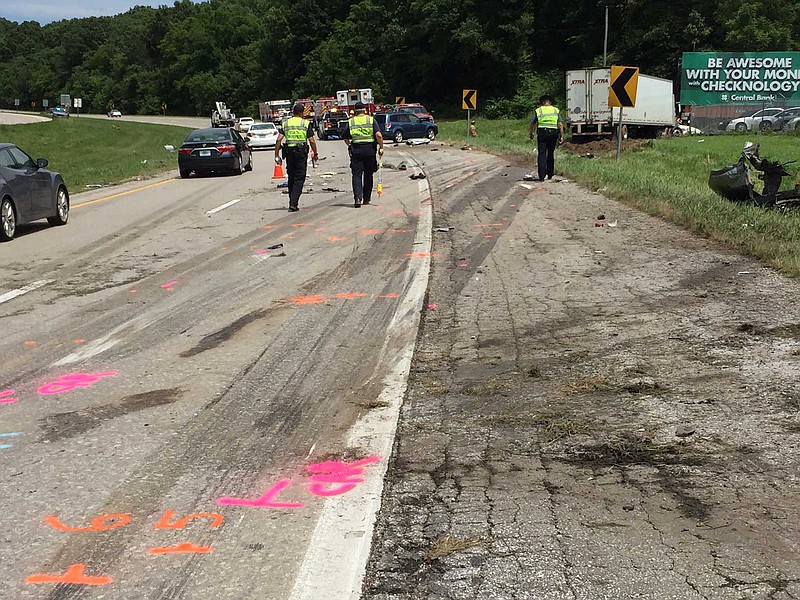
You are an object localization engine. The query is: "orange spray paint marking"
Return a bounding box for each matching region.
[217,479,304,509]
[392,210,405,216]
[161,280,178,289]
[334,293,367,300]
[378,293,400,299]
[262,225,276,229]
[154,510,224,530]
[289,294,327,306]
[130,289,138,293]
[24,341,36,346]
[291,223,312,228]
[74,339,85,344]
[45,513,132,532]
[328,236,348,242]
[314,227,325,232]
[286,234,295,239]
[26,564,112,586]
[393,229,412,233]
[405,252,431,258]
[0,390,18,404]
[484,235,493,239]
[148,543,212,555]
[458,263,469,268]
[359,229,380,235]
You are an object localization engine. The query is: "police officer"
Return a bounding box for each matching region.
[528,95,564,182]
[343,102,384,208]
[275,103,318,212]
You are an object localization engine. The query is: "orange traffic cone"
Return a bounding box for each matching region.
[272,162,285,179]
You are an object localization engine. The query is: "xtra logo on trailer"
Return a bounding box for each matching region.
[680,51,800,105]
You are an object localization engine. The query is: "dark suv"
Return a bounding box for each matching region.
[374,113,438,143]
[318,110,350,140]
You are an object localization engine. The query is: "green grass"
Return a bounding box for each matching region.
[0,117,191,191]
[439,119,800,277]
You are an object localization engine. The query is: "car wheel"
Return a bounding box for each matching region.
[760,120,773,132]
[1,196,16,241]
[180,169,191,178]
[426,127,436,141]
[393,130,404,144]
[672,127,683,137]
[47,186,69,226]
[244,154,253,172]
[735,122,747,132]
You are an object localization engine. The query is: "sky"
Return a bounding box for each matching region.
[3,0,206,24]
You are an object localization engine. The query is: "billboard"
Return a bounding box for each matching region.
[680,52,800,106]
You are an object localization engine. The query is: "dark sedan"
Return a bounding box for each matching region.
[178,127,253,178]
[0,143,69,241]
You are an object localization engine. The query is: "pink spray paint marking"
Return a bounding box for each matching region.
[0,390,18,404]
[217,479,304,509]
[255,249,267,255]
[306,456,381,497]
[426,304,439,310]
[37,372,118,396]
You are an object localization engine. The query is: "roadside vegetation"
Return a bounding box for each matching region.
[0,118,189,190]
[439,120,800,277]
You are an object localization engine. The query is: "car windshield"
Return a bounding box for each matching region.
[251,123,276,131]
[185,129,231,142]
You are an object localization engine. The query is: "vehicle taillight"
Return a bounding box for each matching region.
[178,148,192,155]
[217,144,235,153]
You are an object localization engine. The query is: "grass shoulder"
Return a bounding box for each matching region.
[0,117,191,191]
[438,119,800,277]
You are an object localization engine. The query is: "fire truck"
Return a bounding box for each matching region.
[258,99,292,124]
[296,97,337,134]
[335,89,375,114]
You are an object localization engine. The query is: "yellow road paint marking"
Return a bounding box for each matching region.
[72,179,176,209]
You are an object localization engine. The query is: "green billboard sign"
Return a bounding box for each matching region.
[680,52,800,105]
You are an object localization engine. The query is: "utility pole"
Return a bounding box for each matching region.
[603,6,609,67]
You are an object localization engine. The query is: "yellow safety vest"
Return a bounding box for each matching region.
[535,105,560,129]
[349,115,375,144]
[283,117,309,146]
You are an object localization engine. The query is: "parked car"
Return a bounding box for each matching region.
[107,109,122,117]
[785,115,800,132]
[769,107,800,131]
[247,122,279,149]
[724,108,784,132]
[374,112,438,143]
[177,127,253,178]
[49,106,69,118]
[0,143,69,241]
[318,110,349,140]
[395,103,434,122]
[237,117,255,132]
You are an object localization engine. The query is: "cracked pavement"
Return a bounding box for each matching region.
[362,146,800,600]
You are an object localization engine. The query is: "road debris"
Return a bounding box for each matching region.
[266,244,283,250]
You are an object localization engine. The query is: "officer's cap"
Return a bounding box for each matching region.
[354,102,366,111]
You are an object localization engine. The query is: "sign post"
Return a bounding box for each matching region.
[608,66,639,161]
[462,89,477,139]
[73,97,82,117]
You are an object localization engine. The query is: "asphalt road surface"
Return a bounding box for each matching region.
[0,140,432,599]
[81,113,209,129]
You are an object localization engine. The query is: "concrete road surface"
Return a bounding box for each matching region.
[81,113,210,129]
[0,140,431,599]
[0,110,51,126]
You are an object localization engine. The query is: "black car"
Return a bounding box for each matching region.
[0,143,69,241]
[318,110,350,140]
[178,127,253,178]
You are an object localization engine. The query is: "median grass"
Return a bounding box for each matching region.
[0,117,191,191]
[438,119,800,277]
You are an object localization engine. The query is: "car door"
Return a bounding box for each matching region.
[0,148,32,223]
[406,114,425,138]
[232,129,249,164]
[8,146,51,217]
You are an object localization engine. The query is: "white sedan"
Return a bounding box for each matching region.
[247,122,279,149]
[237,117,255,132]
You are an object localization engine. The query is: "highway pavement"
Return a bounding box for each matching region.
[0,139,433,599]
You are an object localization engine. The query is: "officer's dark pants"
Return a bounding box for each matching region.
[537,129,559,180]
[286,146,308,208]
[350,144,378,203]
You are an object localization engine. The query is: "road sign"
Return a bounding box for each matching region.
[43,99,49,108]
[60,94,70,108]
[14,99,19,107]
[73,98,82,108]
[608,66,639,108]
[395,96,405,104]
[462,89,477,110]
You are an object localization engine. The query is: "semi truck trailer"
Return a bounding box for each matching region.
[566,68,675,140]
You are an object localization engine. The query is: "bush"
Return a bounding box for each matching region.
[484,70,565,119]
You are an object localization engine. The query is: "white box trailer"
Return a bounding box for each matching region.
[566,68,675,139]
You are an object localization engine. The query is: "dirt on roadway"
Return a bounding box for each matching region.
[363,146,800,599]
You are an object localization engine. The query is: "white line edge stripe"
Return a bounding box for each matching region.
[206,198,242,215]
[0,279,53,305]
[287,152,433,600]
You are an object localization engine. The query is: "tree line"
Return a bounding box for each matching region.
[0,0,797,119]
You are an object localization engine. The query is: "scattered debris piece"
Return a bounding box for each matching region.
[164,145,175,152]
[597,214,606,221]
[409,172,427,180]
[322,187,343,192]
[266,243,283,250]
[406,138,431,145]
[435,227,454,232]
[675,425,696,438]
[519,183,534,190]
[398,161,408,171]
[430,148,439,151]
[483,205,493,211]
[270,252,287,258]
[607,220,618,227]
[522,173,537,181]
[583,153,595,158]
[277,182,288,188]
[85,184,104,188]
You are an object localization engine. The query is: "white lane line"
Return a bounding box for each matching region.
[0,279,53,305]
[205,198,242,215]
[288,152,432,600]
[52,313,161,367]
